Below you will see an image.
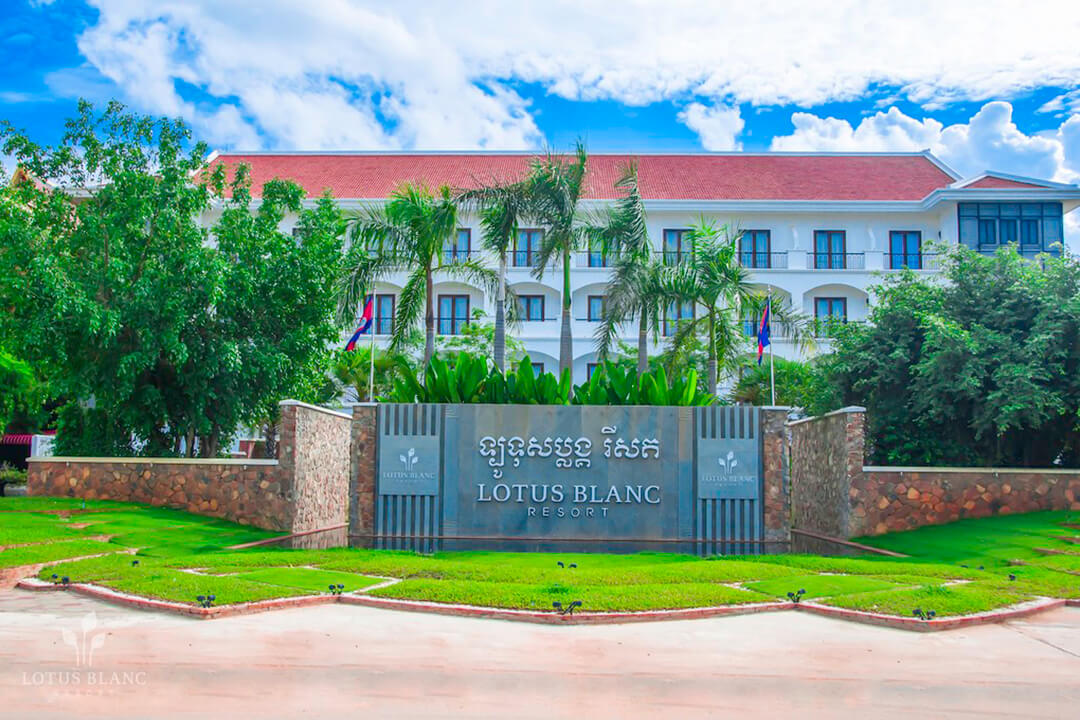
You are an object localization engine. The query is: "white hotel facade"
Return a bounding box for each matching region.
[206,151,1080,384]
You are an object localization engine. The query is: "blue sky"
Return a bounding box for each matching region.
[3,1,1080,191]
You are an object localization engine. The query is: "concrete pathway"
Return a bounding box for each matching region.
[1,589,1078,719]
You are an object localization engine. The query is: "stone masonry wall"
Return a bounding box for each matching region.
[760,408,791,545]
[348,404,377,548]
[789,408,866,539]
[28,401,352,534]
[852,468,1080,536]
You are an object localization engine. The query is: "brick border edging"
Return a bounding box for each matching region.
[0,549,134,590]
[15,578,337,619]
[339,595,794,625]
[12,578,1075,631]
[796,597,1066,631]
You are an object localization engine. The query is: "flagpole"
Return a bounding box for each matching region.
[368,287,376,402]
[768,287,775,406]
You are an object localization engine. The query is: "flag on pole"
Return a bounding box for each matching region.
[345,297,374,351]
[756,298,771,366]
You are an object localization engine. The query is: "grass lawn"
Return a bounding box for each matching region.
[5,495,1080,617]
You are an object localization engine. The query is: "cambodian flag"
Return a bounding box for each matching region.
[756,298,771,366]
[345,297,374,351]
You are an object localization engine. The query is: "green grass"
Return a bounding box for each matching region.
[235,567,383,593]
[0,497,133,512]
[370,579,765,612]
[743,574,910,600]
[7,497,1080,616]
[0,539,118,568]
[820,582,1033,618]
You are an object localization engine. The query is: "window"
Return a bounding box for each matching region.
[514,229,543,267]
[663,301,694,337]
[814,297,847,336]
[959,202,1063,255]
[813,231,846,269]
[586,363,601,380]
[437,295,470,335]
[364,294,396,335]
[445,229,471,263]
[587,295,605,321]
[889,231,922,269]
[587,238,607,267]
[662,229,691,265]
[518,295,545,321]
[531,362,545,377]
[739,230,771,268]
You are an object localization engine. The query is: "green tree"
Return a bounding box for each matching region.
[657,221,808,393]
[0,350,34,435]
[340,183,499,366]
[588,162,665,372]
[437,309,526,364]
[730,355,841,414]
[456,179,533,370]
[529,143,589,377]
[1,101,345,456]
[832,247,1080,467]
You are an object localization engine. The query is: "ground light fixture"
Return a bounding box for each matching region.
[913,608,937,621]
[787,589,807,604]
[329,584,345,595]
[552,600,583,615]
[196,594,215,608]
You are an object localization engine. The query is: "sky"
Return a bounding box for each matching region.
[3,1,1080,239]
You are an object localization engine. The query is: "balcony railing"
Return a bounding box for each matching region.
[435,316,473,335]
[510,250,542,268]
[886,253,941,271]
[738,252,788,269]
[442,249,478,264]
[654,250,691,266]
[812,318,866,338]
[812,252,865,270]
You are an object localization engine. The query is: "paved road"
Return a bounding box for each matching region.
[1,590,1078,719]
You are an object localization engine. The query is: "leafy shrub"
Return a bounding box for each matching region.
[381,353,713,406]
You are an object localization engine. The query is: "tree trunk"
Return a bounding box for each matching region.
[637,306,648,374]
[494,253,507,371]
[424,267,435,366]
[560,248,573,379]
[707,311,718,395]
[264,422,278,459]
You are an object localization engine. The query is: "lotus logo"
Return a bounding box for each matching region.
[399,447,419,471]
[717,451,738,474]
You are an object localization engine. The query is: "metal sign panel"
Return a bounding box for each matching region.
[372,403,763,554]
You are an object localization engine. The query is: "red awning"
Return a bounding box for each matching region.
[0,431,55,445]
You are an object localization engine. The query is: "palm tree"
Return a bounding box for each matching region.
[456,179,534,371]
[530,142,589,377]
[338,183,499,366]
[657,221,810,393]
[587,162,665,373]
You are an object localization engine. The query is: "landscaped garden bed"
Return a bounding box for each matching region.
[3,497,1080,626]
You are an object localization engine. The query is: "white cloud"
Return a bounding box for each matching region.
[37,1,1080,151]
[677,103,744,151]
[769,101,1077,182]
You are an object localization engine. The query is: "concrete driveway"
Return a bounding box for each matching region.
[1,589,1078,719]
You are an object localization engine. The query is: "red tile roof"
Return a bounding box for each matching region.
[963,175,1049,189]
[205,152,959,202]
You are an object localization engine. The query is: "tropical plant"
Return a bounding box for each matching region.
[656,220,809,393]
[586,162,666,373]
[339,183,500,366]
[456,179,534,370]
[383,353,572,405]
[332,346,413,403]
[529,143,589,377]
[570,362,714,406]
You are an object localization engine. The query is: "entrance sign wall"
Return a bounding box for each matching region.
[368,403,765,554]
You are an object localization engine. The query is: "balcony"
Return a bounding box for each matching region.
[442,249,479,264]
[738,252,788,270]
[811,252,865,270]
[435,316,473,335]
[740,320,795,339]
